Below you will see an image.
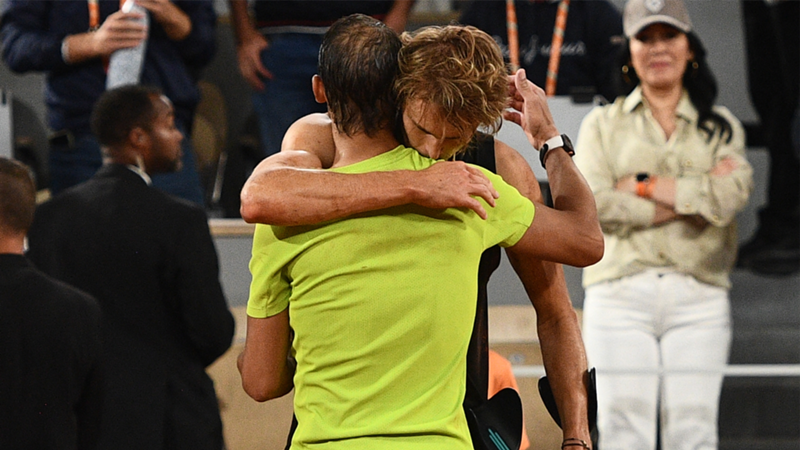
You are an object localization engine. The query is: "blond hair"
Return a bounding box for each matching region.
[395,26,508,138]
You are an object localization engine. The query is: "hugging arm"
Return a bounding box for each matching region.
[239,115,500,225]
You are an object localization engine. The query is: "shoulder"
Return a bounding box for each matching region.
[21,265,101,321]
[282,113,335,168]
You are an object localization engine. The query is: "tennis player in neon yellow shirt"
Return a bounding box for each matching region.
[239,15,602,450]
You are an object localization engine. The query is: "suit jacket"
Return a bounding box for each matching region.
[0,254,103,450]
[27,164,235,450]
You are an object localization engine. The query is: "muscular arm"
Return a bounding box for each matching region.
[239,115,499,225]
[496,140,592,445]
[505,69,604,267]
[238,311,295,402]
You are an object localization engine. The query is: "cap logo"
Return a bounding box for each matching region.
[645,0,665,13]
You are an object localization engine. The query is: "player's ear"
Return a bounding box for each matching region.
[312,75,327,104]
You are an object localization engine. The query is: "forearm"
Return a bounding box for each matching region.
[544,150,604,262]
[539,318,592,445]
[228,0,258,44]
[240,166,420,226]
[153,8,191,42]
[383,0,415,33]
[506,250,591,444]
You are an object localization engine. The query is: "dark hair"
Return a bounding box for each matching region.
[0,157,36,235]
[617,31,733,143]
[90,85,163,148]
[318,14,402,137]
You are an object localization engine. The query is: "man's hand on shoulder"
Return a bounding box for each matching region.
[411,161,499,220]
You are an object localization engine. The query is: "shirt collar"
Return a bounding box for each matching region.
[622,85,698,124]
[126,164,152,185]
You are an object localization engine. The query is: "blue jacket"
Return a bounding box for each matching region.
[0,0,216,134]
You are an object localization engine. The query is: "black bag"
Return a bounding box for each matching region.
[537,367,598,431]
[466,387,524,450]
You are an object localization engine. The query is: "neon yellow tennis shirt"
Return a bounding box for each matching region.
[248,145,534,449]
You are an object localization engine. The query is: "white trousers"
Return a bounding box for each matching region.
[582,270,732,450]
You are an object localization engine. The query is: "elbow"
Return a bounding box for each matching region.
[239,187,271,224]
[241,377,290,403]
[571,229,605,268]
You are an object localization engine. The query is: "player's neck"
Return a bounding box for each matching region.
[330,127,400,168]
[0,235,25,255]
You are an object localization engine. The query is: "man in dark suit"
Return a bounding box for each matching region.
[0,157,103,450]
[26,86,235,450]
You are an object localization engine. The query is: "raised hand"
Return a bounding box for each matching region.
[503,68,560,150]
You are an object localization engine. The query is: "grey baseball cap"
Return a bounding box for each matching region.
[623,0,693,38]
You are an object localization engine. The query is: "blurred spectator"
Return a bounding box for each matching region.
[460,0,623,102]
[736,0,799,276]
[227,0,415,158]
[26,86,234,450]
[0,157,103,450]
[0,0,216,204]
[574,0,753,448]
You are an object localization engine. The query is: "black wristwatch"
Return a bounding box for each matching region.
[539,134,575,169]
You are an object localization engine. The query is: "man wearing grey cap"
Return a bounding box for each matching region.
[575,0,753,449]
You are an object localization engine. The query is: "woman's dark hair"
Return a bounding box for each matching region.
[616,31,733,143]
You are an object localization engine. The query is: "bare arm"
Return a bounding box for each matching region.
[228,0,271,90]
[137,0,192,41]
[239,115,500,225]
[382,0,416,33]
[237,311,295,402]
[504,69,604,267]
[496,140,592,446]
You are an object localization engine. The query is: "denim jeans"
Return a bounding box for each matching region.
[48,123,204,205]
[251,33,328,158]
[582,270,731,450]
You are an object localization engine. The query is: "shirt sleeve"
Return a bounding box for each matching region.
[0,1,67,73]
[481,168,535,248]
[247,224,292,319]
[673,107,754,227]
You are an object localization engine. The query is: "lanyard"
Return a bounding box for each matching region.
[506,0,570,96]
[88,0,128,29]
[88,0,100,30]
